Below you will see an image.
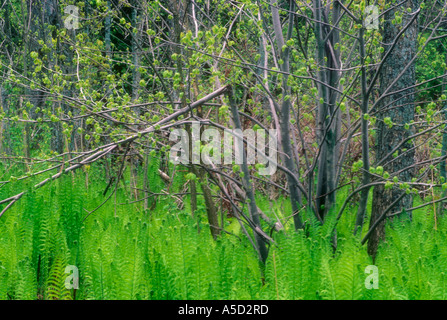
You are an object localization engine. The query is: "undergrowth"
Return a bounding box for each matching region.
[0,163,446,300]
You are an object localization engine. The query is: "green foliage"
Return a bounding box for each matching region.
[1,165,447,300]
[416,38,446,102]
[46,255,72,300]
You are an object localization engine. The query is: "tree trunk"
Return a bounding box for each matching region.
[271,0,304,230]
[313,0,341,220]
[438,53,447,216]
[368,0,419,258]
[228,87,269,264]
[355,27,371,235]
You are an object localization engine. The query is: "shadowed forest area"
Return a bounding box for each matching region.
[1,0,447,300]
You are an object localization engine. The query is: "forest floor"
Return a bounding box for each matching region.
[0,164,446,300]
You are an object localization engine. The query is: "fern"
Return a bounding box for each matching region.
[46,255,72,300]
[4,164,447,300]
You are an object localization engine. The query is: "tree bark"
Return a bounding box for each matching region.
[355,27,371,235]
[271,0,304,230]
[228,87,269,264]
[313,0,341,220]
[368,0,419,258]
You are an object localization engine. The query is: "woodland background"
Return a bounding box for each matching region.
[1,0,447,299]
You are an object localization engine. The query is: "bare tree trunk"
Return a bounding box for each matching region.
[325,1,341,213]
[271,0,304,230]
[313,0,341,220]
[228,87,269,264]
[368,0,419,258]
[355,27,371,235]
[197,169,220,240]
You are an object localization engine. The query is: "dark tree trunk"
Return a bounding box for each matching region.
[368,0,419,258]
[313,0,341,220]
[271,0,304,229]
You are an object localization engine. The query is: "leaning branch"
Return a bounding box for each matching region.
[0,85,231,218]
